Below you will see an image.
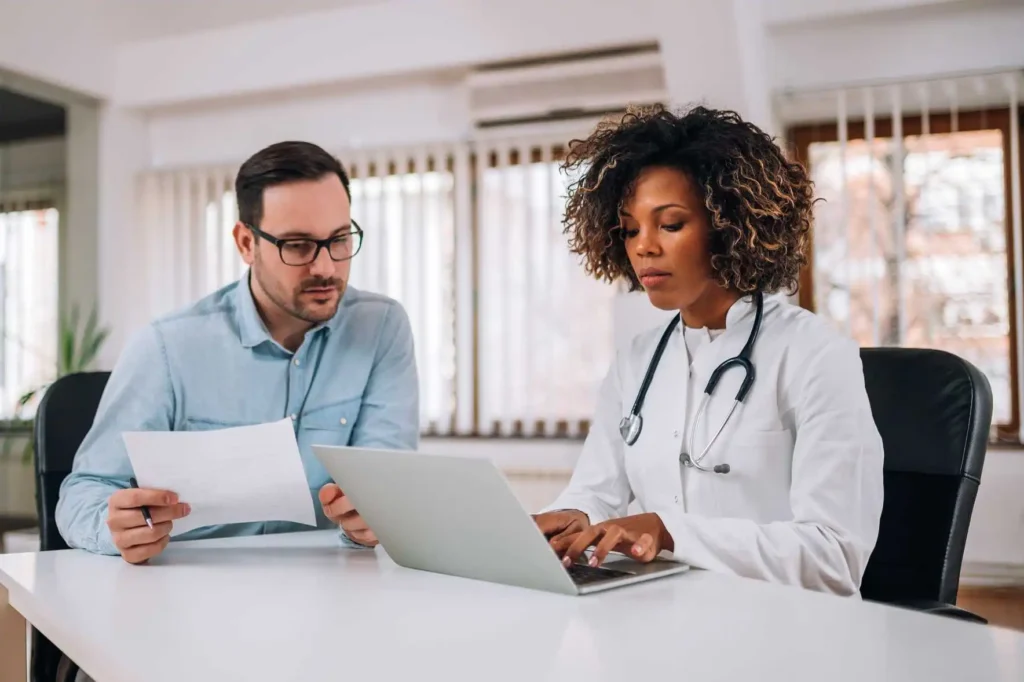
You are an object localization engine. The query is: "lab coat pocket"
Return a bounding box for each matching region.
[722,428,794,482]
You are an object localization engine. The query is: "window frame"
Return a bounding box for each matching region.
[788,107,1022,443]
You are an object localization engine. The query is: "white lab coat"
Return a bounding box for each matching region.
[545,294,884,596]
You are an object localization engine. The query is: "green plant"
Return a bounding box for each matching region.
[2,304,109,464]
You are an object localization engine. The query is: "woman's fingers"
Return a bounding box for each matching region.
[561,526,602,566]
[589,525,626,567]
[630,532,658,562]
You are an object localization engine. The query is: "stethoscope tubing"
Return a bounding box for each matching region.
[618,291,764,474]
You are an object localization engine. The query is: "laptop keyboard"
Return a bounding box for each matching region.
[566,562,634,585]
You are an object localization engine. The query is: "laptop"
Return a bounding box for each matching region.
[312,445,689,595]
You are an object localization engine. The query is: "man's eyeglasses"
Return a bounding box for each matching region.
[246,221,364,266]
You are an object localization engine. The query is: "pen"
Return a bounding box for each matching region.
[129,477,154,529]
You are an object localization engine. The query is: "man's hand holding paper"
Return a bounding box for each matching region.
[124,418,318,542]
[106,486,192,564]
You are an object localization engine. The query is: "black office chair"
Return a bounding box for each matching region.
[859,348,990,623]
[32,371,111,682]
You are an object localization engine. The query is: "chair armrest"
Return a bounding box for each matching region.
[891,599,988,624]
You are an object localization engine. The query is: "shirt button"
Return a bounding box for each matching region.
[293,358,300,366]
[290,414,297,421]
[673,431,680,438]
[340,418,347,425]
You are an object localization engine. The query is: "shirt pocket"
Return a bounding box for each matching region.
[300,398,361,447]
[183,417,259,431]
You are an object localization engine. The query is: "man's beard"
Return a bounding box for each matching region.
[253,263,345,324]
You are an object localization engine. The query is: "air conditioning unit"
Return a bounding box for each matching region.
[466,43,668,135]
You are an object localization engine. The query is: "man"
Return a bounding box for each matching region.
[56,140,418,564]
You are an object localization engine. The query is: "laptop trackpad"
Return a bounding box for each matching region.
[567,555,677,585]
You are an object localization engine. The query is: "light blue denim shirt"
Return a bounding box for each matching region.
[55,272,419,555]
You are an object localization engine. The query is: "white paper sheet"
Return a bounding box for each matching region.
[123,418,318,537]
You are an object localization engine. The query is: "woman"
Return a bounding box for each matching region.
[535,105,884,596]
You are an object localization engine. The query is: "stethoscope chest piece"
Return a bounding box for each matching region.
[619,414,642,446]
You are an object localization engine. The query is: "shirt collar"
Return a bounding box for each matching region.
[235,271,273,349]
[234,270,345,349]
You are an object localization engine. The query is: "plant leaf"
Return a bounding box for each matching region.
[78,307,99,370]
[11,304,109,423]
[60,322,75,375]
[17,388,39,408]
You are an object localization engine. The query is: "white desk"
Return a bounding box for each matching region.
[2,530,1024,682]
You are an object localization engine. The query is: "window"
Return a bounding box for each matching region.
[137,138,618,437]
[790,107,1020,440]
[0,204,59,419]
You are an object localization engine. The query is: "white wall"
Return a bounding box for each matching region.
[147,75,470,169]
[0,0,112,99]
[112,0,664,109]
[95,106,149,367]
[137,0,773,169]
[768,2,1024,92]
[62,104,100,322]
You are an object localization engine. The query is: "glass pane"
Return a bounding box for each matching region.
[808,129,1010,424]
[0,208,60,419]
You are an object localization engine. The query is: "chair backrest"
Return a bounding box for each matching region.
[31,371,109,682]
[33,371,111,552]
[859,348,991,605]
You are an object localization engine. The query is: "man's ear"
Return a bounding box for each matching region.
[233,221,256,265]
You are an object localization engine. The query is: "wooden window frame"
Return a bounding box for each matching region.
[788,107,1022,442]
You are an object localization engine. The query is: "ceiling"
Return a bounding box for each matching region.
[84,0,383,42]
[0,88,65,143]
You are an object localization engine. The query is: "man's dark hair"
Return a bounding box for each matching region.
[235,141,351,228]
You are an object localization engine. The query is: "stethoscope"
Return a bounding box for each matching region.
[618,291,764,475]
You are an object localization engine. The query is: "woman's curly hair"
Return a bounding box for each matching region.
[562,104,815,294]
